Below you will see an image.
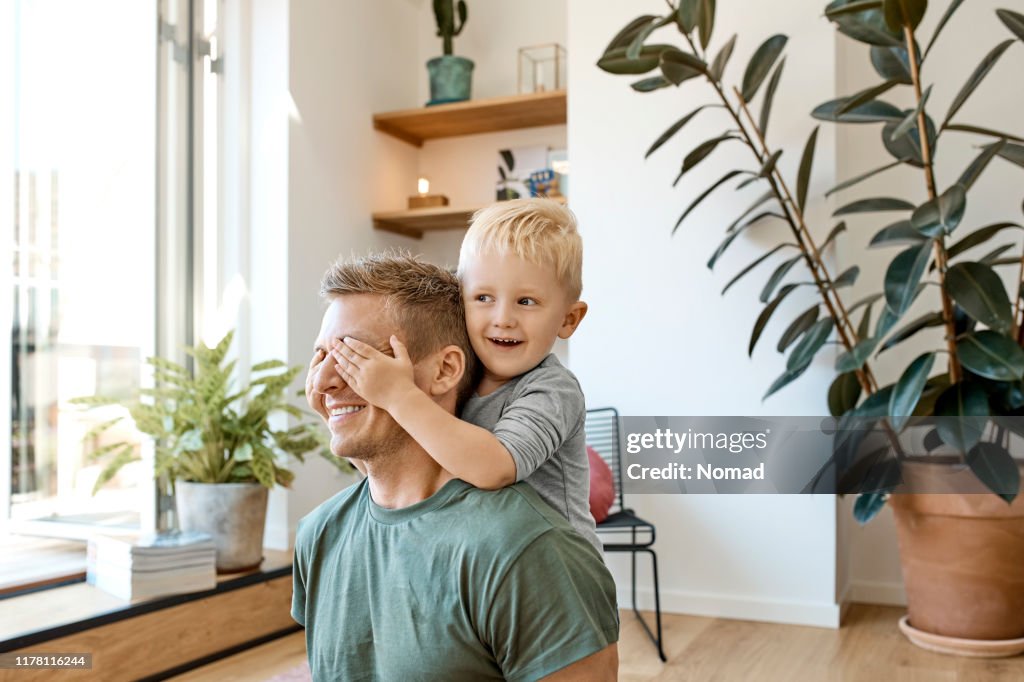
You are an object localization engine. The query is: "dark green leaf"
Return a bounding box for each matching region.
[911,184,967,236]
[626,16,669,59]
[660,48,707,85]
[890,85,932,142]
[812,98,903,123]
[759,150,783,177]
[760,255,802,303]
[749,283,799,356]
[996,142,1024,169]
[882,0,926,31]
[598,44,677,75]
[673,170,744,234]
[945,124,1024,144]
[959,330,1024,381]
[646,105,713,159]
[735,175,764,191]
[870,219,928,248]
[673,133,738,186]
[924,0,966,58]
[710,33,737,80]
[742,34,788,102]
[885,240,933,316]
[831,265,860,289]
[934,382,990,452]
[853,492,889,524]
[605,15,661,53]
[631,75,673,92]
[836,336,882,372]
[677,1,699,33]
[946,262,1014,333]
[763,366,810,400]
[880,311,944,351]
[998,9,1024,42]
[827,158,905,197]
[836,79,901,116]
[882,112,937,167]
[959,139,1008,190]
[698,0,716,50]
[889,352,936,431]
[870,45,913,84]
[944,40,1015,128]
[822,221,848,250]
[721,243,797,292]
[826,0,884,18]
[786,318,835,372]
[825,0,903,46]
[829,372,864,416]
[857,301,874,340]
[759,58,786,138]
[848,292,885,314]
[727,190,776,232]
[979,244,1018,266]
[778,305,820,352]
[797,126,819,213]
[947,222,1023,261]
[834,197,915,216]
[967,442,1020,503]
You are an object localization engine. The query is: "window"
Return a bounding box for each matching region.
[2,0,222,541]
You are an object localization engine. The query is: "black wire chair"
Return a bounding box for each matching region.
[585,407,666,662]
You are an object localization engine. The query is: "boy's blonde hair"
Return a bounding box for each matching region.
[458,198,583,301]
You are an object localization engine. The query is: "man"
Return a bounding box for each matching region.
[293,253,619,681]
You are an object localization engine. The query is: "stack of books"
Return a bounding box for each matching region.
[86,530,217,601]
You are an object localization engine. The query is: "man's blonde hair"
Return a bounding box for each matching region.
[320,251,478,407]
[458,198,583,301]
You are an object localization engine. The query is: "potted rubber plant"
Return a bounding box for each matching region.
[598,0,1024,653]
[72,330,348,572]
[427,0,472,105]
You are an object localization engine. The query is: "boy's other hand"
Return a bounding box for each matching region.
[331,335,417,410]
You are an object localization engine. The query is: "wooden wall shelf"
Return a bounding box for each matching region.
[373,90,567,147]
[372,196,566,239]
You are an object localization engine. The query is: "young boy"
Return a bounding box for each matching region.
[331,199,601,553]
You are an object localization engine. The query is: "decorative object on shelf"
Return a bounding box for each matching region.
[598,1,1024,653]
[518,43,567,94]
[71,330,349,572]
[408,177,450,209]
[548,148,569,198]
[427,0,472,106]
[497,145,549,200]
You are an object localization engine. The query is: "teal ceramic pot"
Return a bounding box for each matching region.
[426,55,474,105]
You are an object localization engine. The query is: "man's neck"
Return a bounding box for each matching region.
[363,453,455,509]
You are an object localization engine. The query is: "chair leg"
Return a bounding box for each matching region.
[628,549,667,662]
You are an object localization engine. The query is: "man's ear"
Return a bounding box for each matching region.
[426,345,466,397]
[557,301,588,340]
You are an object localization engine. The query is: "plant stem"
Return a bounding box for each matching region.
[904,25,962,384]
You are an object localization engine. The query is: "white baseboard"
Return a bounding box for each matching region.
[619,585,842,629]
[846,579,907,606]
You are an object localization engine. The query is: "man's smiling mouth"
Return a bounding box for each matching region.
[330,405,365,416]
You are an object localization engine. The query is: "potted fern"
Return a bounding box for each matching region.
[72,330,346,572]
[598,0,1024,653]
[427,0,472,105]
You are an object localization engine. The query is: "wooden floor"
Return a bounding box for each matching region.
[172,604,1024,681]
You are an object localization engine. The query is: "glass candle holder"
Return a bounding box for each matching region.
[518,43,567,94]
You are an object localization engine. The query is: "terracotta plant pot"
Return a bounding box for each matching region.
[891,490,1024,641]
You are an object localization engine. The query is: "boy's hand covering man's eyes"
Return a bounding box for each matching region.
[331,335,418,411]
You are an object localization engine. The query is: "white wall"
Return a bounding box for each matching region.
[568,0,841,627]
[838,0,1024,605]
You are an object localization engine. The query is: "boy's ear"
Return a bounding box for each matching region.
[557,301,588,340]
[426,345,466,398]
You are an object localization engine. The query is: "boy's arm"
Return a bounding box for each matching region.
[331,337,516,489]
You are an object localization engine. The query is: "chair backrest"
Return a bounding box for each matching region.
[584,407,625,513]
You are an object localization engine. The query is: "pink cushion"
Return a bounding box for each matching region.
[587,445,614,524]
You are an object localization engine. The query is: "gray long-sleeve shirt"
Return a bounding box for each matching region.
[461,355,603,555]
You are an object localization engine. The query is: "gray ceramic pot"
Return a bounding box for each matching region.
[426,55,474,105]
[176,481,268,573]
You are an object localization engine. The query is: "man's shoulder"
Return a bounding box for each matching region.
[295,479,365,546]
[452,482,579,549]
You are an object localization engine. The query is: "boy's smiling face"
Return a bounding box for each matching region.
[461,251,586,392]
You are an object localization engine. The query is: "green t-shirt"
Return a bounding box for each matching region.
[291,478,619,681]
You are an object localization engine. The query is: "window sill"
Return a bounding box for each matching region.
[0,534,88,597]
